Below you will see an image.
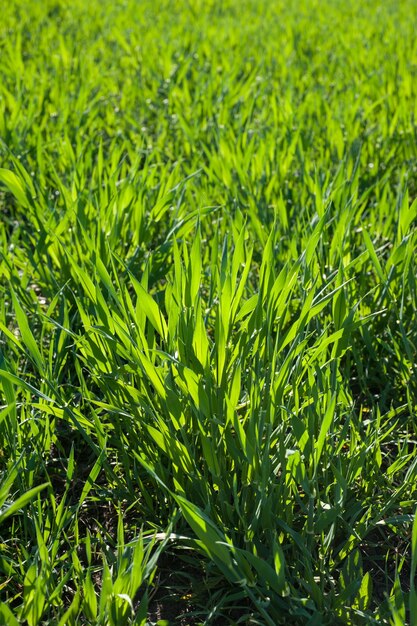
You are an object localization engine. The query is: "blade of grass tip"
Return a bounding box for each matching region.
[11,290,45,374]
[0,483,50,524]
[98,560,113,622]
[362,229,386,283]
[77,449,107,510]
[0,369,54,403]
[130,275,168,341]
[304,214,326,266]
[67,444,75,484]
[314,393,336,473]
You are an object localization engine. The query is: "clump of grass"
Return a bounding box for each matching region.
[1,0,417,624]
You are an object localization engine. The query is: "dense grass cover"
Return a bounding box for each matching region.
[1,0,417,623]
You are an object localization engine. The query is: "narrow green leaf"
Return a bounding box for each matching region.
[0,483,49,524]
[11,290,44,373]
[0,168,29,207]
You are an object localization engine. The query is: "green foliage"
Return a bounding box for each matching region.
[1,0,417,623]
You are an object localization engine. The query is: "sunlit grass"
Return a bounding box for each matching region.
[1,0,417,624]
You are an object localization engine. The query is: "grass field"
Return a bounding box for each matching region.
[1,0,417,624]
